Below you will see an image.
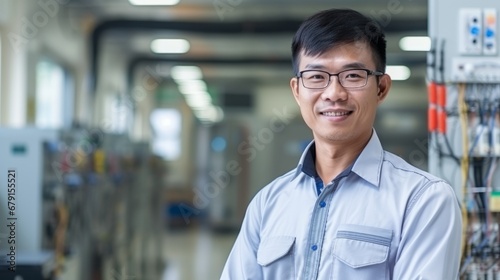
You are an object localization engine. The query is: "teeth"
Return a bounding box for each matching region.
[322,111,350,116]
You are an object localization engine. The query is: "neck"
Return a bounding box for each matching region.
[314,131,372,183]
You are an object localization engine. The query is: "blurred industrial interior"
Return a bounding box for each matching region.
[1,0,498,279]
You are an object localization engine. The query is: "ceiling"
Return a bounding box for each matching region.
[61,0,430,113]
[66,0,428,22]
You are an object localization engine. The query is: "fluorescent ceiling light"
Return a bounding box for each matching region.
[185,93,212,103]
[129,0,180,5]
[186,97,212,108]
[151,39,189,54]
[181,90,209,97]
[399,36,431,51]
[181,92,212,106]
[171,66,202,81]
[386,65,411,81]
[194,106,224,123]
[178,80,208,93]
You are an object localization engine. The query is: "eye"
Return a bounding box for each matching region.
[311,74,326,80]
[343,70,365,80]
[345,73,362,78]
[303,72,327,80]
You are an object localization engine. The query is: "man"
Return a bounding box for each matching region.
[221,8,462,280]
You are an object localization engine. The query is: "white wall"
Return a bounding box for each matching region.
[0,0,90,127]
[0,0,27,127]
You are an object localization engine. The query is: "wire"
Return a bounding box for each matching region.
[485,157,498,240]
[433,39,460,165]
[459,83,470,262]
[469,125,486,157]
[460,255,473,276]
[441,133,461,165]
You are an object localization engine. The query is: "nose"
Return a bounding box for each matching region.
[321,76,348,102]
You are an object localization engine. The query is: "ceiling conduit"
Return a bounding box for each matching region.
[90,18,427,93]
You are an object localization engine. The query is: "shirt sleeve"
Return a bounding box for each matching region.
[220,192,264,280]
[393,180,463,280]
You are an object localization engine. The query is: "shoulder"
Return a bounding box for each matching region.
[381,150,459,209]
[250,168,302,208]
[382,150,445,184]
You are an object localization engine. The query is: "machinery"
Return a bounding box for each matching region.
[0,128,164,280]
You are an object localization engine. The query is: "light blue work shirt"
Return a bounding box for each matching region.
[221,130,462,280]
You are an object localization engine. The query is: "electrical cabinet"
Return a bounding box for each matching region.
[429,1,500,278]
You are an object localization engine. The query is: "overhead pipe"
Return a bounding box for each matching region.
[90,18,427,92]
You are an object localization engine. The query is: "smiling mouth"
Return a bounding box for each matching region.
[320,111,352,117]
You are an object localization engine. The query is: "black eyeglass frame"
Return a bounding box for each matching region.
[297,68,385,89]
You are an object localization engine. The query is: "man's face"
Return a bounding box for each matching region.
[290,41,391,146]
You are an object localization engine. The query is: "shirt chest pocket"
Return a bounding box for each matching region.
[257,236,296,279]
[332,224,393,280]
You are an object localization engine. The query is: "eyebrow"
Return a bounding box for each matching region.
[303,62,369,71]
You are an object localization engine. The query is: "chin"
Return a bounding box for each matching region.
[321,132,350,142]
[321,128,361,142]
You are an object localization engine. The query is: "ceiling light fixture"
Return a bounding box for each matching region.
[399,36,431,51]
[178,81,208,94]
[194,106,224,123]
[151,39,190,54]
[186,98,212,109]
[171,66,203,81]
[129,0,180,6]
[386,65,411,81]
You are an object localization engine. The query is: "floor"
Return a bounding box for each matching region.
[161,227,237,280]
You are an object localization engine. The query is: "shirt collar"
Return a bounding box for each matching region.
[351,130,384,187]
[301,142,317,177]
[291,129,383,187]
[291,140,315,180]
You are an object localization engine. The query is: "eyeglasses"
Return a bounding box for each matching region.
[297,69,384,89]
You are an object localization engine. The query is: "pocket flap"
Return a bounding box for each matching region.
[257,236,295,266]
[333,224,392,268]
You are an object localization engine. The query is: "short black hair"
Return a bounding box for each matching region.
[291,8,387,75]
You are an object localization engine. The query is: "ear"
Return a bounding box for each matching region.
[290,77,301,106]
[376,74,391,104]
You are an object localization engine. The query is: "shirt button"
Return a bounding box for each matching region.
[319,201,326,208]
[311,245,318,251]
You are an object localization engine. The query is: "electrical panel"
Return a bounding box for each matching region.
[484,8,498,55]
[458,8,498,56]
[454,8,499,82]
[451,57,500,82]
[459,8,483,55]
[430,0,500,278]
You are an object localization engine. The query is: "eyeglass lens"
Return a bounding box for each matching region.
[301,69,369,89]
